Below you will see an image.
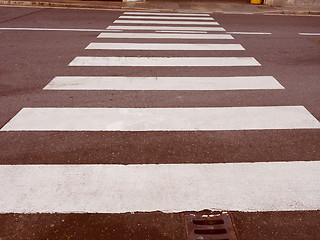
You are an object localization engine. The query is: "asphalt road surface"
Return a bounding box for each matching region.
[0,6,320,240]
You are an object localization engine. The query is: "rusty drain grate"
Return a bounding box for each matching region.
[184,212,238,240]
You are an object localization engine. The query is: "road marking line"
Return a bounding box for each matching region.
[113,20,219,25]
[98,32,233,39]
[0,27,122,32]
[104,29,123,32]
[299,33,320,36]
[2,161,320,213]
[107,26,226,31]
[44,76,284,90]
[155,30,208,33]
[1,106,319,131]
[68,57,260,67]
[119,16,214,20]
[123,12,210,16]
[227,32,272,35]
[85,43,245,51]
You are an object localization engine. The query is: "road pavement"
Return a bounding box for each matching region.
[0,6,320,239]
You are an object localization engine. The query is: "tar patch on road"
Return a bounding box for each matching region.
[308,39,320,46]
[184,212,239,240]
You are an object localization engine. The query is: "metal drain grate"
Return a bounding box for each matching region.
[184,212,238,240]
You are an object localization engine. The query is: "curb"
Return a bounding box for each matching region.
[260,10,320,14]
[0,0,151,11]
[0,0,320,15]
[0,0,204,13]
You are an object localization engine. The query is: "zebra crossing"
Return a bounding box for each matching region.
[1,11,320,213]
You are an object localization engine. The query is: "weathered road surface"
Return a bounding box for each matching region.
[0,6,320,239]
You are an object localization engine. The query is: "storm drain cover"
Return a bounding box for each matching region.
[184,212,238,240]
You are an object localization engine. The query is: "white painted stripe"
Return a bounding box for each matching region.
[0,27,119,32]
[155,30,208,33]
[299,33,320,36]
[113,20,219,25]
[2,161,320,213]
[98,32,233,39]
[1,106,319,131]
[105,30,123,32]
[68,57,260,67]
[44,76,284,90]
[292,14,320,17]
[123,12,210,16]
[85,43,245,51]
[107,26,226,31]
[227,31,272,35]
[119,16,214,20]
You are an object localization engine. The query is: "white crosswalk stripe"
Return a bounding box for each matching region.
[2,106,319,131]
[2,11,320,215]
[113,20,220,25]
[123,12,210,16]
[44,76,284,91]
[119,16,214,20]
[2,161,320,213]
[85,43,245,50]
[69,57,261,66]
[107,25,226,31]
[97,32,234,39]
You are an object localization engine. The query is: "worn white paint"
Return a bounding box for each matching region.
[85,43,244,51]
[227,32,272,35]
[107,26,226,31]
[113,20,219,25]
[1,161,320,213]
[0,27,122,32]
[68,57,261,67]
[123,12,210,16]
[2,106,319,131]
[299,33,320,36]
[106,30,123,32]
[98,32,233,39]
[44,76,284,91]
[154,30,208,33]
[119,16,214,20]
